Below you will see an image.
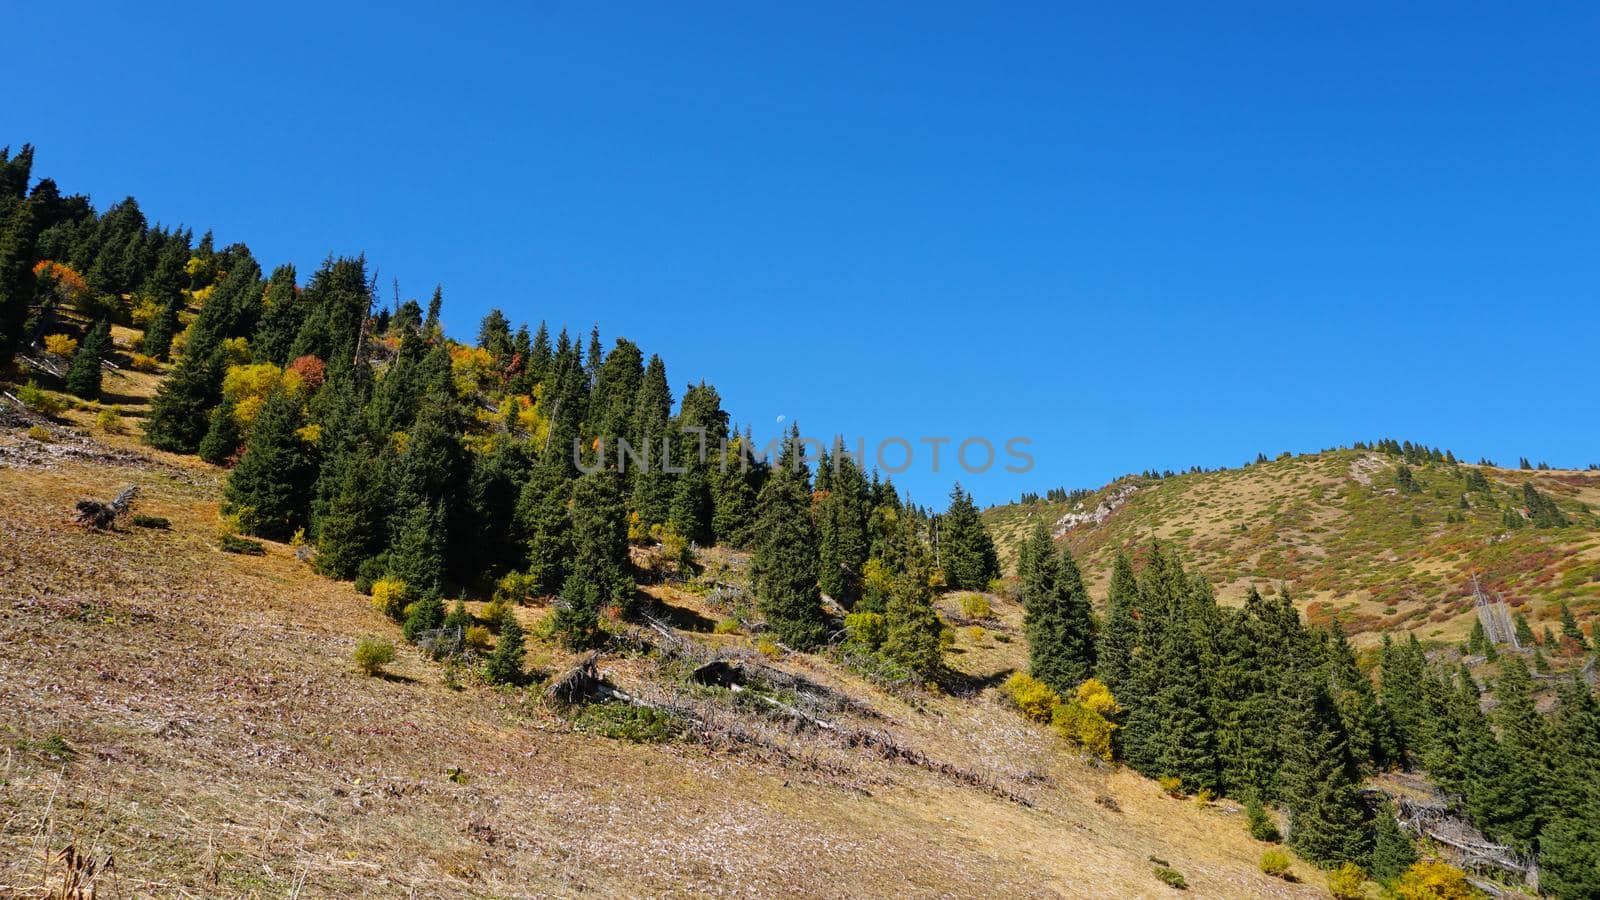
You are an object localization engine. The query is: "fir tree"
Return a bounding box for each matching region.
[145,346,225,453]
[141,296,180,360]
[1559,602,1589,651]
[224,387,315,540]
[315,448,385,579]
[1368,800,1417,882]
[387,499,446,600]
[938,483,999,590]
[628,354,674,526]
[0,197,40,369]
[63,319,110,399]
[197,398,241,465]
[516,460,573,595]
[1279,669,1370,867]
[482,617,526,685]
[1513,612,1537,647]
[402,594,445,643]
[1095,551,1140,695]
[710,439,760,549]
[551,469,633,648]
[816,449,870,606]
[882,564,944,680]
[1019,524,1095,693]
[751,469,826,649]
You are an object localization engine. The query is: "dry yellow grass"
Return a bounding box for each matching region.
[0,411,1330,897]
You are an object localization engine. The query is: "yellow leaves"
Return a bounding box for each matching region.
[1326,862,1368,900]
[221,336,251,365]
[188,283,215,305]
[1393,861,1479,900]
[389,431,410,455]
[130,295,163,327]
[184,256,206,277]
[1002,673,1061,723]
[1074,678,1121,717]
[128,353,160,373]
[295,423,322,445]
[222,362,308,429]
[43,333,78,357]
[370,578,408,619]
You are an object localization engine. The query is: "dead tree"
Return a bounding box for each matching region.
[74,485,138,530]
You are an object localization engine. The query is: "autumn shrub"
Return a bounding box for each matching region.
[756,636,781,658]
[96,408,124,433]
[43,333,78,357]
[1325,862,1367,899]
[843,611,887,650]
[16,380,63,416]
[465,625,493,652]
[128,353,160,372]
[26,424,52,442]
[1159,775,1185,798]
[712,618,740,635]
[286,354,326,391]
[959,593,992,619]
[1258,849,1291,879]
[129,294,163,327]
[353,637,395,676]
[1003,672,1061,723]
[370,577,408,620]
[1392,861,1476,900]
[1051,680,1121,762]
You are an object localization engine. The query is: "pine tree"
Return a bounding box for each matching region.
[62,319,109,398]
[752,469,826,649]
[482,617,526,685]
[141,296,180,360]
[938,484,999,590]
[1379,634,1428,761]
[816,449,870,606]
[1095,551,1140,695]
[0,196,40,369]
[710,439,760,549]
[1540,677,1600,898]
[197,398,241,465]
[628,354,673,526]
[1279,668,1370,867]
[516,460,573,595]
[669,462,714,545]
[1019,524,1095,693]
[1513,612,1537,647]
[224,387,315,540]
[882,564,944,680]
[550,469,633,649]
[1150,589,1218,792]
[1368,800,1417,882]
[387,499,446,600]
[1491,657,1550,846]
[1326,622,1393,769]
[145,346,225,453]
[315,448,384,579]
[1559,602,1590,651]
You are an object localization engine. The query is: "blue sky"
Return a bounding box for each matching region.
[6,2,1597,506]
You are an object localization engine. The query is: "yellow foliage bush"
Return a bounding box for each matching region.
[958,593,992,619]
[222,336,251,365]
[1003,672,1061,723]
[1258,849,1291,878]
[1053,699,1118,762]
[128,352,160,372]
[465,625,493,652]
[96,408,124,434]
[222,362,302,428]
[26,424,52,443]
[756,636,781,659]
[844,611,887,649]
[295,423,322,445]
[130,295,163,326]
[1392,861,1477,900]
[1159,775,1185,798]
[1074,678,1122,717]
[370,578,408,620]
[1325,862,1367,899]
[43,333,78,356]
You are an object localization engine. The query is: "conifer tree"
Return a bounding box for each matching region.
[816,449,870,606]
[387,499,447,600]
[669,462,714,545]
[250,264,302,365]
[628,354,673,526]
[752,469,826,649]
[1491,657,1550,846]
[224,387,315,540]
[315,448,385,579]
[551,469,632,648]
[1019,524,1096,693]
[1095,551,1140,695]
[516,460,573,595]
[145,346,225,453]
[1368,801,1417,882]
[882,563,945,680]
[1279,669,1370,866]
[1326,622,1393,769]
[482,617,526,685]
[938,484,999,590]
[0,197,40,369]
[710,439,760,549]
[1513,612,1537,648]
[402,594,445,643]
[197,398,240,465]
[141,296,180,360]
[1540,677,1600,897]
[63,319,110,399]
[1559,602,1589,651]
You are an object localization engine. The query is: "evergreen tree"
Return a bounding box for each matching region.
[882,564,944,680]
[1326,623,1393,769]
[1019,524,1095,693]
[141,296,180,360]
[816,448,870,606]
[0,197,40,369]
[752,469,826,649]
[1540,677,1600,898]
[224,387,315,540]
[710,438,760,549]
[63,319,110,399]
[482,617,526,685]
[669,461,714,545]
[938,483,999,590]
[1513,612,1537,648]
[628,354,673,526]
[1491,657,1550,846]
[315,447,385,579]
[250,264,302,365]
[1279,668,1370,866]
[1095,551,1140,695]
[516,460,573,595]
[1368,800,1417,882]
[402,594,445,643]
[197,398,241,465]
[551,469,633,648]
[387,499,446,600]
[145,346,225,453]
[1559,602,1590,651]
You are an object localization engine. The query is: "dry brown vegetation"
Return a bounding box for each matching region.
[1,377,1325,896]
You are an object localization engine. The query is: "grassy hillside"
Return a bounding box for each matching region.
[985,450,1600,648]
[0,366,1332,897]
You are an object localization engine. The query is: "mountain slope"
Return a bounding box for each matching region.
[985,449,1600,647]
[0,374,1326,898]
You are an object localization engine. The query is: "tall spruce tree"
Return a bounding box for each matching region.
[1095,551,1140,695]
[197,398,241,465]
[551,469,632,648]
[141,296,180,360]
[145,346,225,453]
[0,196,40,369]
[816,448,870,606]
[628,354,673,526]
[63,319,110,399]
[938,484,999,590]
[516,460,574,595]
[751,468,826,649]
[882,557,945,680]
[1278,667,1370,867]
[224,386,315,540]
[1019,524,1096,693]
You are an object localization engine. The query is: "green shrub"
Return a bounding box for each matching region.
[1003,672,1061,723]
[712,618,740,635]
[1246,796,1282,842]
[959,593,992,619]
[130,514,170,529]
[1258,849,1291,879]
[96,408,125,434]
[573,702,682,743]
[353,637,395,676]
[843,611,887,649]
[16,380,63,416]
[1153,866,1187,890]
[219,534,265,555]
